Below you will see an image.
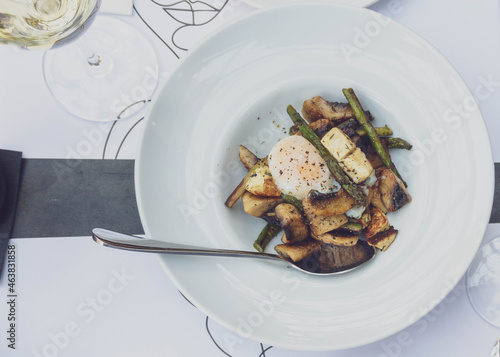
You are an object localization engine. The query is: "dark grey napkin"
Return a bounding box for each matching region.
[490,163,500,223]
[12,159,144,238]
[0,150,23,277]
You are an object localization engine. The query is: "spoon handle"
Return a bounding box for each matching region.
[92,228,282,262]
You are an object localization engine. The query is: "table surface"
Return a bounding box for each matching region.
[1,0,500,356]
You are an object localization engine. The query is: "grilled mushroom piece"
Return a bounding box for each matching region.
[241,192,284,217]
[307,189,355,216]
[363,206,390,239]
[275,239,321,263]
[377,168,412,212]
[239,145,259,170]
[289,118,334,138]
[312,240,375,274]
[366,227,398,251]
[302,195,348,236]
[302,96,356,124]
[274,203,309,243]
[311,229,359,247]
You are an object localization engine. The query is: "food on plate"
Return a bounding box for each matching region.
[225,88,412,272]
[268,135,338,200]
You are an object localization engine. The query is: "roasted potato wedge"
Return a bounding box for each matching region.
[241,192,283,217]
[245,165,281,197]
[366,227,398,251]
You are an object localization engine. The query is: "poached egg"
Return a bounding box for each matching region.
[268,135,339,200]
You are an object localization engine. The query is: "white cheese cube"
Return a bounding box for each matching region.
[341,148,374,183]
[320,127,356,161]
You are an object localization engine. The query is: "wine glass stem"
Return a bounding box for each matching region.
[87,53,101,66]
[76,40,113,78]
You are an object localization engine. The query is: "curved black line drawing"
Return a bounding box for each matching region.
[101,116,144,159]
[178,290,197,308]
[206,317,233,357]
[99,2,277,354]
[134,4,180,59]
[103,0,229,160]
[114,117,144,159]
[205,314,274,357]
[153,0,228,51]
[259,345,273,357]
[137,0,229,56]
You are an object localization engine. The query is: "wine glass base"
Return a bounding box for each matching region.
[491,338,500,357]
[466,236,500,327]
[43,16,159,122]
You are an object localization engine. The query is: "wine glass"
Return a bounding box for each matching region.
[0,0,159,122]
[466,236,500,354]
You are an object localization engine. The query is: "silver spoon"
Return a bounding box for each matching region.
[92,228,376,276]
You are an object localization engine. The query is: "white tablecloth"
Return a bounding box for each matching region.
[0,0,499,355]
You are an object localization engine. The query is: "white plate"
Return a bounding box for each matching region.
[241,0,379,8]
[136,3,494,351]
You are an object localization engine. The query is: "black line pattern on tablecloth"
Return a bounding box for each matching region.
[114,117,145,159]
[181,291,274,356]
[205,316,273,357]
[133,3,180,59]
[152,0,229,51]
[101,2,276,354]
[259,345,273,357]
[206,317,232,357]
[103,0,230,160]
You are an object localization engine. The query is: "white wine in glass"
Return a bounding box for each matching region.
[0,0,159,122]
[0,0,100,50]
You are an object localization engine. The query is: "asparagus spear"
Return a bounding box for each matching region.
[336,112,374,131]
[342,88,406,185]
[341,221,363,232]
[386,137,412,150]
[356,125,393,137]
[291,123,392,137]
[281,193,303,212]
[286,105,366,206]
[253,223,282,253]
[224,157,268,208]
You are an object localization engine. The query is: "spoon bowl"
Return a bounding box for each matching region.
[92,228,376,276]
